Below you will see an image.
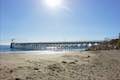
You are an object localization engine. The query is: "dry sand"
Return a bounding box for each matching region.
[0,50,120,80]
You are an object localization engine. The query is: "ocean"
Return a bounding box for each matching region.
[0,45,12,52]
[0,45,86,53]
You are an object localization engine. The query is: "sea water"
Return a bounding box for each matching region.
[0,45,86,53]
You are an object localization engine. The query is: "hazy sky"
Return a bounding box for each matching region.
[0,0,120,44]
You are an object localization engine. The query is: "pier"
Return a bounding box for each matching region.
[10,41,103,50]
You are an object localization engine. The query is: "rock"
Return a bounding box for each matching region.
[33,67,39,70]
[87,55,90,58]
[15,78,21,80]
[69,61,76,64]
[61,61,67,64]
[10,69,13,73]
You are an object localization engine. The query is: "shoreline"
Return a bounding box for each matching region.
[0,49,86,54]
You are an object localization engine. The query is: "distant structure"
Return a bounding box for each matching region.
[10,38,15,48]
[11,38,15,43]
[104,37,111,41]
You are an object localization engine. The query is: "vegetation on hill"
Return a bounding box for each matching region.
[87,39,120,51]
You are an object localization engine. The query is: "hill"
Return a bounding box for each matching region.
[87,39,120,51]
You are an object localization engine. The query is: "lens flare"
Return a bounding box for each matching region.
[45,0,63,8]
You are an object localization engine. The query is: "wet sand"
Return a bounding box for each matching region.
[0,50,120,80]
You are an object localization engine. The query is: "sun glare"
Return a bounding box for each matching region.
[44,0,63,9]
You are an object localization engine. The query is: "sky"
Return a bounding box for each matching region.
[0,0,120,44]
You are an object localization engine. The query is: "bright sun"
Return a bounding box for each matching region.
[44,0,63,8]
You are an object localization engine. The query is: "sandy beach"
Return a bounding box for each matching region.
[0,50,120,80]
